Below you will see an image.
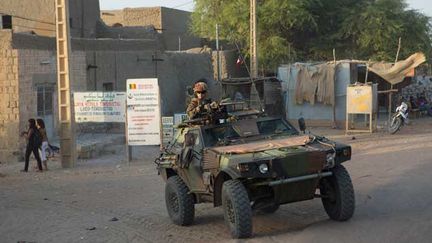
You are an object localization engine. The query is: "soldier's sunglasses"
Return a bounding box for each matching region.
[196,91,207,94]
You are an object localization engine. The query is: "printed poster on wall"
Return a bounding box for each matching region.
[74,92,126,123]
[126,78,161,145]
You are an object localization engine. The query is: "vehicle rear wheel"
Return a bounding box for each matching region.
[222,180,252,238]
[165,175,195,226]
[319,164,355,221]
[388,115,402,134]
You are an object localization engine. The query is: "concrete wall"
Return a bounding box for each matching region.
[0,29,214,162]
[160,7,200,51]
[278,63,351,127]
[124,7,161,30]
[0,30,12,49]
[17,49,57,149]
[17,48,87,148]
[0,31,20,163]
[158,51,218,115]
[84,49,216,115]
[100,7,201,51]
[212,50,249,80]
[96,22,158,40]
[11,32,159,52]
[68,0,100,38]
[0,0,55,36]
[85,50,156,91]
[119,7,162,30]
[100,10,124,27]
[0,0,100,38]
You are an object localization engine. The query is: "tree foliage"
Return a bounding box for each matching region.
[191,0,431,71]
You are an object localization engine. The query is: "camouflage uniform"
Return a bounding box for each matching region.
[187,81,209,119]
[187,97,205,119]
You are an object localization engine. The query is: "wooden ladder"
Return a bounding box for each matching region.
[55,0,76,168]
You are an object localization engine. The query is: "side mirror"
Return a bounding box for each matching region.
[298,117,306,133]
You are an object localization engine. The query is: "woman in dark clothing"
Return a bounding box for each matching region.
[21,119,43,172]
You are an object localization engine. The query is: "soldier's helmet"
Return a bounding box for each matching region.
[193,82,208,93]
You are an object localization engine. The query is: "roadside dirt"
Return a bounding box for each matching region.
[1,118,431,243]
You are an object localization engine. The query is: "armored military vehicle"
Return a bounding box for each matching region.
[155,107,354,238]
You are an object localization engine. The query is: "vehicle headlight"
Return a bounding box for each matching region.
[259,163,269,174]
[343,148,350,157]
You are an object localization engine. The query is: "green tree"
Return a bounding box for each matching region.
[191,0,431,71]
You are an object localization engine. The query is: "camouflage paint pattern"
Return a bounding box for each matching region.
[157,117,351,206]
[217,146,326,178]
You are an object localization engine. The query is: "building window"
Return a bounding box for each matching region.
[103,82,114,91]
[37,85,54,116]
[1,15,12,29]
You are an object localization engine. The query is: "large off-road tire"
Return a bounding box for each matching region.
[319,164,355,221]
[388,116,402,134]
[222,180,253,238]
[165,176,195,226]
[260,204,280,214]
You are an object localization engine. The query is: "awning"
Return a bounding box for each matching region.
[368,52,426,85]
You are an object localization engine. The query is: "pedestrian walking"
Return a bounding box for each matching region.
[37,118,49,170]
[21,119,43,172]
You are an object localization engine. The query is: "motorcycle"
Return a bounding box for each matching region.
[388,102,409,134]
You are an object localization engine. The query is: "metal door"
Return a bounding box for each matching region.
[37,85,55,140]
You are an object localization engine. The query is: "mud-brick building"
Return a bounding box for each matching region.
[0,0,217,164]
[101,7,201,51]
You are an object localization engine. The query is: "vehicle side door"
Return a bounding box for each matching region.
[179,128,206,192]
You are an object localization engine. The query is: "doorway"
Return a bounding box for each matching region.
[37,85,55,140]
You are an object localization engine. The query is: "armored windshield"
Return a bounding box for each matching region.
[203,118,296,147]
[203,125,241,147]
[256,119,295,135]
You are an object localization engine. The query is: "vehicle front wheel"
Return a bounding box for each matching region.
[222,180,252,238]
[388,115,402,134]
[319,164,355,221]
[165,175,195,226]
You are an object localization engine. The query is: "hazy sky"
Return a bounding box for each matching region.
[99,0,432,16]
[406,0,432,16]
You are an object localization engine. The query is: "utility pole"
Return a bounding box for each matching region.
[250,0,258,78]
[249,0,262,111]
[216,23,221,82]
[388,37,402,124]
[55,0,76,168]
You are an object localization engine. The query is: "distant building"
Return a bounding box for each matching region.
[0,0,100,38]
[0,0,216,163]
[101,7,201,51]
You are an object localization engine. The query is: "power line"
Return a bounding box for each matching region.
[171,1,194,9]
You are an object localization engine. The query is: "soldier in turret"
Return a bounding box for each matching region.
[187,81,218,119]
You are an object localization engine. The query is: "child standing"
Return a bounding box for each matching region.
[36,119,49,170]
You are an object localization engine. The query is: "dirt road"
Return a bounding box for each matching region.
[1,119,432,243]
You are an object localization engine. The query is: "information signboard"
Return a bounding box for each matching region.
[74,92,126,123]
[126,79,161,145]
